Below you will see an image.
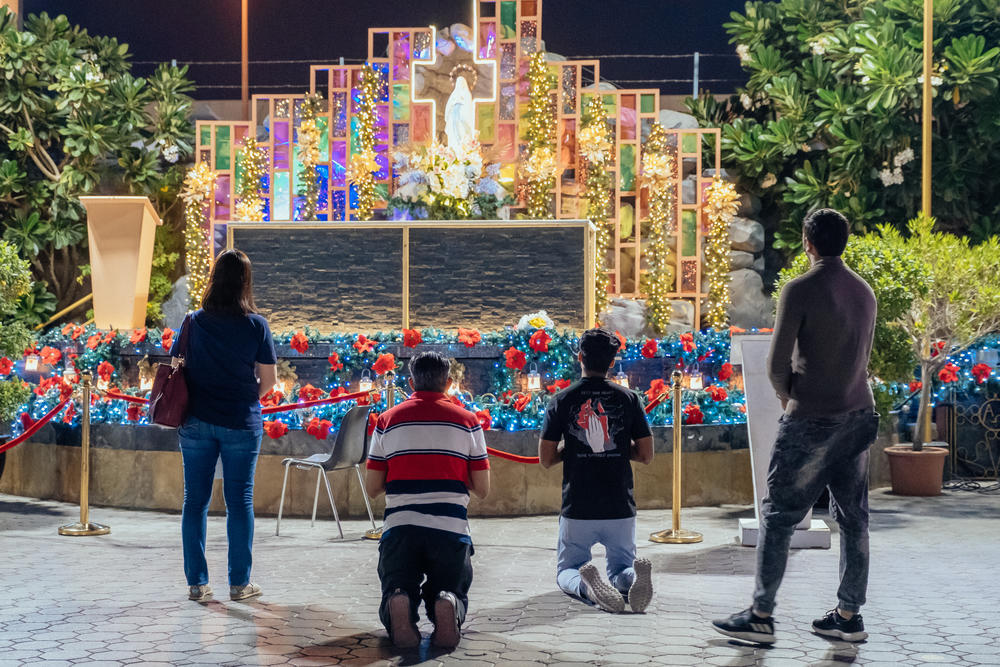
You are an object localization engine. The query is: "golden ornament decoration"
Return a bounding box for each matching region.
[703,176,740,330]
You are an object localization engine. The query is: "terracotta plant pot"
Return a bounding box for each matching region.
[884,444,949,496]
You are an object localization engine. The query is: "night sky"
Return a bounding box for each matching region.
[23,0,747,98]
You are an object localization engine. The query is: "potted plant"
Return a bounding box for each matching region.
[0,241,36,481]
[881,217,1000,495]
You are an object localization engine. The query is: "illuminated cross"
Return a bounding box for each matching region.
[411,0,498,144]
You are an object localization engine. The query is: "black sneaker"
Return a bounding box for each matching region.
[812,609,868,642]
[712,608,776,644]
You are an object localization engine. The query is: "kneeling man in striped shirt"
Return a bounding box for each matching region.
[366,352,491,650]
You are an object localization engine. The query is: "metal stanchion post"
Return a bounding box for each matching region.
[650,370,702,544]
[363,371,393,541]
[59,370,110,536]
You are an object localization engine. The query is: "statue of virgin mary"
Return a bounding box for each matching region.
[444,75,475,149]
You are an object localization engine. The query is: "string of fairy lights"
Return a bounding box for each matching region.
[297,93,324,221]
[579,94,614,317]
[640,122,676,334]
[522,52,558,219]
[180,162,216,309]
[703,177,741,330]
[346,63,380,221]
[234,136,268,221]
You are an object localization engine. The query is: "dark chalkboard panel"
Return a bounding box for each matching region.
[229,222,593,331]
[229,225,403,331]
[408,226,588,330]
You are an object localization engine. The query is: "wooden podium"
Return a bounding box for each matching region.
[80,197,162,330]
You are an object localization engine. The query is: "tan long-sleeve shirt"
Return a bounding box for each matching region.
[767,256,877,418]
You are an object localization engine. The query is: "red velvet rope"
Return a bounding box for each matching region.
[0,397,72,455]
[102,388,374,413]
[485,447,539,464]
[644,390,670,414]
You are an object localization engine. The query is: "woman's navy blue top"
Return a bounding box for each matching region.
[170,309,277,431]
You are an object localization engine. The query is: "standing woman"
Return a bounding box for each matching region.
[170,249,277,602]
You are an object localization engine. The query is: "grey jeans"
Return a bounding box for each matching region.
[753,408,879,615]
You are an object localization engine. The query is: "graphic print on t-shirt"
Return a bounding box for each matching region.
[568,396,623,454]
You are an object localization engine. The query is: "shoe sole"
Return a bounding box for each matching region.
[431,596,461,649]
[579,565,625,613]
[388,594,420,649]
[712,624,776,645]
[812,626,868,642]
[628,558,653,613]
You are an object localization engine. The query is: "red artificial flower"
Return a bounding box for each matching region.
[909,380,923,393]
[331,386,347,397]
[706,384,728,402]
[306,417,334,440]
[547,378,572,393]
[402,328,423,348]
[34,376,60,396]
[614,330,627,350]
[529,329,551,353]
[97,361,115,383]
[20,412,35,430]
[126,403,143,422]
[71,325,84,341]
[682,403,704,425]
[61,323,75,336]
[353,334,376,354]
[513,393,531,412]
[160,328,174,351]
[61,402,77,424]
[129,328,147,344]
[500,390,514,402]
[504,347,527,371]
[938,362,960,383]
[718,362,733,382]
[298,384,324,402]
[39,346,62,366]
[372,353,396,376]
[0,357,12,375]
[102,330,117,344]
[264,420,289,439]
[86,333,103,350]
[972,363,993,384]
[450,395,465,407]
[475,409,492,431]
[736,403,746,413]
[261,388,284,407]
[457,328,481,347]
[680,332,696,353]
[641,339,659,359]
[290,331,309,354]
[645,378,666,402]
[328,352,344,371]
[59,379,73,401]
[930,340,947,357]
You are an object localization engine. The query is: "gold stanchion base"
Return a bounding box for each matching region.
[363,527,383,541]
[58,522,110,536]
[649,528,702,544]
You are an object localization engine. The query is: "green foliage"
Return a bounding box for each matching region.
[688,0,1000,255]
[0,240,34,358]
[0,9,194,315]
[777,227,927,384]
[0,378,31,422]
[146,228,180,326]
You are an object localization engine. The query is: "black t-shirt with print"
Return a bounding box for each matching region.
[541,377,653,520]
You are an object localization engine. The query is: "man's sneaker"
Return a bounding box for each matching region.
[387,590,420,649]
[430,591,462,649]
[579,564,625,613]
[627,558,653,613]
[229,583,262,601]
[812,609,868,642]
[712,608,776,644]
[188,585,213,601]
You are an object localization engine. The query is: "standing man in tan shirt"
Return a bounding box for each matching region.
[713,209,880,645]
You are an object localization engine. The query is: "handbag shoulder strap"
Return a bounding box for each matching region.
[175,313,193,360]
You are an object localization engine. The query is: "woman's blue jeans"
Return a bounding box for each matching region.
[179,416,261,587]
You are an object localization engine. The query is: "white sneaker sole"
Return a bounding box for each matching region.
[431,596,461,649]
[388,594,420,649]
[628,558,653,613]
[579,564,625,613]
[712,624,776,645]
[812,625,868,642]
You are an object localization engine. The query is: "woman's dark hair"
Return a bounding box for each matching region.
[409,352,451,392]
[201,249,258,316]
[803,208,850,257]
[579,327,620,374]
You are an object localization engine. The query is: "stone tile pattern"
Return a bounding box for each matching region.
[1,489,997,666]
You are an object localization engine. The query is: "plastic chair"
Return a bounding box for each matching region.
[274,405,377,538]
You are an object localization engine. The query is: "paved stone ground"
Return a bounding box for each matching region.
[1,488,998,666]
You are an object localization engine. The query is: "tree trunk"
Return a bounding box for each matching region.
[914,361,933,452]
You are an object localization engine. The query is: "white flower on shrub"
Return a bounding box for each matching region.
[917,74,943,86]
[761,173,777,189]
[736,44,751,63]
[740,92,753,109]
[878,167,904,187]
[517,310,555,330]
[809,36,830,55]
[893,148,915,167]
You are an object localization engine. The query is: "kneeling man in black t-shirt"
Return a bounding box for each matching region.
[538,328,655,613]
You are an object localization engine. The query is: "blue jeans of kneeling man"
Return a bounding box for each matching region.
[557,516,636,603]
[179,415,262,587]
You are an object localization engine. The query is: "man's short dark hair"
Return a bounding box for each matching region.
[803,208,850,256]
[579,328,620,374]
[409,352,451,392]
